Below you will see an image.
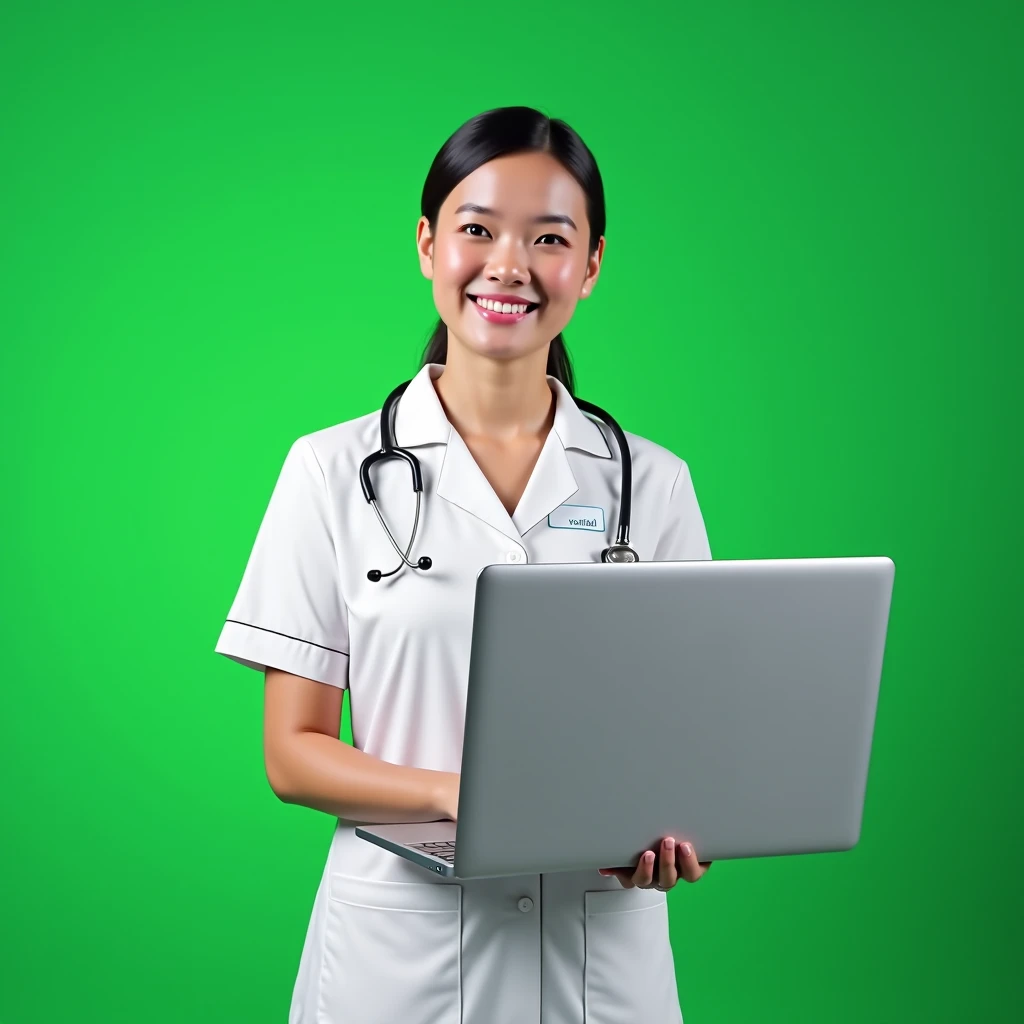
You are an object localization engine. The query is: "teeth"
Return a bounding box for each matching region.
[474,297,532,314]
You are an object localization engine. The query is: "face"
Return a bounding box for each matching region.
[416,151,604,367]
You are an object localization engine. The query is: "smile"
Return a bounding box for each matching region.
[467,294,540,324]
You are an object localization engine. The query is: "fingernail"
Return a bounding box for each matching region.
[665,838,675,849]
[682,843,693,857]
[646,851,655,863]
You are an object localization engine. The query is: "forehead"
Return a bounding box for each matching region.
[440,151,588,221]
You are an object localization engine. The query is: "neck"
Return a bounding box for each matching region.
[432,341,555,442]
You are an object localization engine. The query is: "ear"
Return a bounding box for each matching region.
[416,216,434,280]
[579,235,605,299]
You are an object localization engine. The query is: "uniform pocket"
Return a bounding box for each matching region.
[583,887,682,1024]
[320,872,463,1024]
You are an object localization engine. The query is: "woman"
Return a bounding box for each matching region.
[215,105,712,1024]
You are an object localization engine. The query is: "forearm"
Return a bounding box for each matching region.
[271,731,452,825]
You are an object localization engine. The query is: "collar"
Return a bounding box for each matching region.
[392,362,613,459]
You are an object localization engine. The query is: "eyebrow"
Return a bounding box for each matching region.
[453,202,578,232]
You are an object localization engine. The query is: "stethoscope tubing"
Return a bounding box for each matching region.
[360,378,635,579]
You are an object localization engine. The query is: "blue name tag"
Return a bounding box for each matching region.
[547,503,606,532]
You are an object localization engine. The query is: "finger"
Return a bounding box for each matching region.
[599,867,634,888]
[676,842,705,883]
[659,838,679,891]
[633,850,656,888]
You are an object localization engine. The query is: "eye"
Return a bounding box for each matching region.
[459,223,491,238]
[537,234,569,246]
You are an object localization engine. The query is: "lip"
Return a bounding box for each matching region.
[466,292,541,326]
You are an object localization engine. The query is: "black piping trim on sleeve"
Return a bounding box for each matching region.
[225,619,349,657]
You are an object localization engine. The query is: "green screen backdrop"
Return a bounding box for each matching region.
[2,1,1021,1021]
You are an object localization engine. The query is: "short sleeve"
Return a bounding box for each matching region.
[214,437,350,688]
[651,459,713,562]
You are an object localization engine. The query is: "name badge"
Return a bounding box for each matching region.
[547,503,606,532]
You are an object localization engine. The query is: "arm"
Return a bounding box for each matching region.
[263,667,460,825]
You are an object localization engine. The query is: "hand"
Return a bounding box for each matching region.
[599,837,711,890]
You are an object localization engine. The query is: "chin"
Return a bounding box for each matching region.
[462,334,547,365]
[442,317,537,361]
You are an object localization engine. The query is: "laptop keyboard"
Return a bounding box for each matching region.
[409,840,457,863]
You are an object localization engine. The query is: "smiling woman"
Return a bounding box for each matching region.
[214,105,713,1024]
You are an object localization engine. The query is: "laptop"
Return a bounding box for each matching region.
[356,556,895,879]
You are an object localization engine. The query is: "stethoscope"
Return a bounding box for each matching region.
[359,379,638,582]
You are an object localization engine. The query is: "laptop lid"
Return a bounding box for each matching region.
[450,556,894,878]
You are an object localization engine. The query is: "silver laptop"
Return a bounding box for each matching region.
[356,556,895,879]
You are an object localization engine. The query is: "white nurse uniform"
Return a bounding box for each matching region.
[215,363,712,1024]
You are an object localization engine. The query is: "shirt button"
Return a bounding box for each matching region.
[506,550,523,563]
[517,896,534,913]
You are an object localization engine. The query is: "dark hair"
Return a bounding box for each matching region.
[419,106,606,397]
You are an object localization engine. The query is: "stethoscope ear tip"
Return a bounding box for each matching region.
[367,558,429,582]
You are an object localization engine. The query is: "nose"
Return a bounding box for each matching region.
[484,237,530,286]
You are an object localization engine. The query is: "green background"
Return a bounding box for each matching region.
[2,0,1021,1021]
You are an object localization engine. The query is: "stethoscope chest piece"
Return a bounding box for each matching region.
[601,543,639,563]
